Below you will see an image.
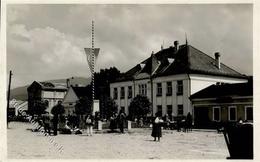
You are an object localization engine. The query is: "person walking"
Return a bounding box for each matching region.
[109,112,117,132]
[118,110,126,133]
[151,113,163,142]
[186,112,193,132]
[85,114,94,136]
[51,100,65,136]
[43,114,51,135]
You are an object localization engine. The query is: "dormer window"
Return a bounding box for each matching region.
[140,63,145,69]
[168,58,175,64]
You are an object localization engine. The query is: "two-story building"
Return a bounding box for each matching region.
[27,81,67,113]
[110,41,248,118]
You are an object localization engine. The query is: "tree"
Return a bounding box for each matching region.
[75,96,92,115]
[103,97,118,119]
[128,95,152,120]
[51,101,65,116]
[32,100,48,116]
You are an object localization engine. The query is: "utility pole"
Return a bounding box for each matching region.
[7,70,13,128]
[91,20,95,112]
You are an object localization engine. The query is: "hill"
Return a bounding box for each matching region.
[10,77,91,101]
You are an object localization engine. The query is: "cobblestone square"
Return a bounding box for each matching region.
[8,122,229,159]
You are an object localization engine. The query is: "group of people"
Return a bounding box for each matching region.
[151,112,193,142]
[39,101,95,136]
[109,110,127,133]
[37,100,194,142]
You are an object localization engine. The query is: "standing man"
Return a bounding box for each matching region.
[118,109,126,133]
[51,100,65,136]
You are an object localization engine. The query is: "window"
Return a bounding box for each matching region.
[228,106,237,121]
[213,107,221,121]
[166,82,172,96]
[113,88,118,99]
[120,87,125,99]
[138,84,147,96]
[157,83,162,96]
[121,106,125,113]
[167,105,173,116]
[157,105,162,117]
[44,100,49,107]
[128,86,132,99]
[177,80,183,95]
[245,106,253,121]
[177,105,183,115]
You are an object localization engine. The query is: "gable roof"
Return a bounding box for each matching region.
[114,44,247,82]
[27,81,67,92]
[71,86,90,98]
[190,80,253,99]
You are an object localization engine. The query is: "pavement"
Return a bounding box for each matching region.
[7,121,229,159]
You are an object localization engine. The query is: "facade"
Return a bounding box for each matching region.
[27,81,67,113]
[62,86,90,115]
[110,41,248,118]
[9,99,28,116]
[190,80,253,128]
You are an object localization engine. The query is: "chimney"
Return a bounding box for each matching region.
[174,41,179,51]
[215,52,221,69]
[66,79,70,88]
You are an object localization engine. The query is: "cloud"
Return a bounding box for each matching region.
[6,4,253,88]
[7,24,90,87]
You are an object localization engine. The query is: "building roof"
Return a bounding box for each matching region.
[71,86,91,98]
[190,80,253,99]
[114,43,247,82]
[28,81,67,91]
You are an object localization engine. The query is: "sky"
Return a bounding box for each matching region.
[6,4,253,88]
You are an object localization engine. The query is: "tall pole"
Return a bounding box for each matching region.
[91,20,95,113]
[7,70,13,128]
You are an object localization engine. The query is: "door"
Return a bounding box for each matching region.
[194,107,210,128]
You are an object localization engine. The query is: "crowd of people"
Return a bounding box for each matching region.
[33,100,194,143]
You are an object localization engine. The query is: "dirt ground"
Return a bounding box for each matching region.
[7,121,229,159]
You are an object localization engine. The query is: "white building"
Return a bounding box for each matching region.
[110,41,248,117]
[27,81,67,113]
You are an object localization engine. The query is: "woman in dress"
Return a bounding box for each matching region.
[151,113,163,141]
[85,114,94,136]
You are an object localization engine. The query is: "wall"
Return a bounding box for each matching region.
[110,81,134,115]
[110,74,248,119]
[192,97,253,127]
[41,90,66,113]
[153,74,189,117]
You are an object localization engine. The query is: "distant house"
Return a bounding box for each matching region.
[110,41,248,117]
[190,79,253,128]
[62,86,90,115]
[9,99,28,116]
[27,81,67,114]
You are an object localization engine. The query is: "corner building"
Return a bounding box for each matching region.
[110,41,248,118]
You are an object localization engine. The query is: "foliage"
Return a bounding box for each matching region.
[51,102,65,115]
[94,67,121,97]
[31,100,48,116]
[75,96,92,115]
[102,97,118,119]
[128,95,152,120]
[85,67,121,118]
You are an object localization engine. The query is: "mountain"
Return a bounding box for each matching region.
[10,77,91,101]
